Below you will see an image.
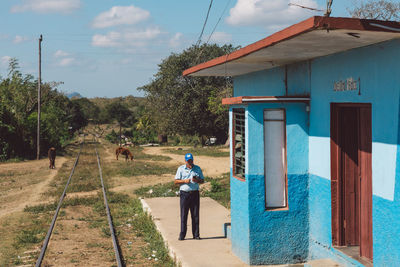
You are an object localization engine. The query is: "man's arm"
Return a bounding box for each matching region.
[174,179,190,185]
[174,166,190,185]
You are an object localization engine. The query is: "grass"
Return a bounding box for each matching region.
[0,211,52,266]
[134,172,231,209]
[133,147,172,161]
[103,160,177,177]
[134,182,178,198]
[163,146,229,157]
[107,192,176,266]
[1,138,177,266]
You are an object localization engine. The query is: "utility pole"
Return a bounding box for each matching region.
[37,34,43,160]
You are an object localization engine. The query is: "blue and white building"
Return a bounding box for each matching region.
[184,16,400,266]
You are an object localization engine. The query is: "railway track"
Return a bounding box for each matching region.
[35,140,123,267]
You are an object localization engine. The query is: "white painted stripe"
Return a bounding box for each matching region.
[243,97,310,102]
[372,142,396,201]
[309,136,331,180]
[369,23,400,32]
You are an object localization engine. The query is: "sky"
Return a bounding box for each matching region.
[0,0,351,98]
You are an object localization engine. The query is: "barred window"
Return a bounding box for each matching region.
[233,108,245,179]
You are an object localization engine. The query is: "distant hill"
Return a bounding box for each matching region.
[67,92,82,99]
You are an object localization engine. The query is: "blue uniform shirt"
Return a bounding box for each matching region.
[175,164,204,192]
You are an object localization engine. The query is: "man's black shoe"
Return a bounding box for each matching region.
[194,237,201,240]
[178,236,184,241]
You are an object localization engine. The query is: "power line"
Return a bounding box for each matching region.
[288,3,324,12]
[206,0,232,44]
[195,0,214,47]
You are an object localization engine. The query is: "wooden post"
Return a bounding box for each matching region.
[37,34,43,160]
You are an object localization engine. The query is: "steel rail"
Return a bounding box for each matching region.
[35,144,82,267]
[95,147,123,267]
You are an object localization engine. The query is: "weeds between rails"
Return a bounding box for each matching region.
[33,141,123,267]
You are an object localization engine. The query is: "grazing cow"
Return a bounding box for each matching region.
[116,147,133,161]
[48,147,56,169]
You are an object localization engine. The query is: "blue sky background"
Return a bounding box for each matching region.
[1,0,351,98]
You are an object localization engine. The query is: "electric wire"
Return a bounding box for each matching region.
[205,0,232,44]
[195,0,214,47]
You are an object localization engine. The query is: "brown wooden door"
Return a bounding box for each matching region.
[339,107,360,246]
[331,103,373,260]
[359,106,373,260]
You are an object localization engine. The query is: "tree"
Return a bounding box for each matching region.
[71,97,100,123]
[139,44,238,145]
[348,0,400,20]
[0,58,87,160]
[106,101,134,145]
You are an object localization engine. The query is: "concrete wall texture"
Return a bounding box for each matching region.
[228,38,400,266]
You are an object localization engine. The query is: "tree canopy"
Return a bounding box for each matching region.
[139,43,238,144]
[0,59,87,160]
[348,0,400,20]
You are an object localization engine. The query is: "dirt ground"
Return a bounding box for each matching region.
[142,146,230,178]
[0,157,67,218]
[0,143,230,266]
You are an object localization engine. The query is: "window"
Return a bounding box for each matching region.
[233,108,245,179]
[264,109,287,209]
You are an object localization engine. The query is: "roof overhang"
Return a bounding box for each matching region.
[183,16,400,77]
[222,96,310,105]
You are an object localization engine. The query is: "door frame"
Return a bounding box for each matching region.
[330,103,373,260]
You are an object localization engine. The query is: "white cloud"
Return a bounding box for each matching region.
[58,57,75,67]
[92,27,162,48]
[92,5,150,29]
[54,50,70,58]
[226,0,319,30]
[169,33,183,48]
[208,32,232,44]
[92,32,122,48]
[11,0,81,14]
[52,50,76,67]
[13,35,29,44]
[1,56,12,66]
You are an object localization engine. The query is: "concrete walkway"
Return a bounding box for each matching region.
[141,197,342,267]
[141,197,248,267]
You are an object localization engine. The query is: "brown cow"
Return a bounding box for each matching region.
[116,147,133,161]
[48,147,56,169]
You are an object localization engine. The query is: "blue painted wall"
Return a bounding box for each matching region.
[308,38,400,267]
[228,38,400,266]
[229,107,251,263]
[229,103,309,264]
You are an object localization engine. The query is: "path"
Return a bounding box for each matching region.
[142,146,230,177]
[0,157,67,218]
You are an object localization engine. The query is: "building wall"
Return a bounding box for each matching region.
[229,101,309,264]
[308,38,400,267]
[230,38,400,266]
[229,108,251,263]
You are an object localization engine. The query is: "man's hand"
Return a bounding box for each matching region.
[192,176,204,184]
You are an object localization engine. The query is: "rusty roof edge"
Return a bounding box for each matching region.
[182,16,319,76]
[182,16,400,77]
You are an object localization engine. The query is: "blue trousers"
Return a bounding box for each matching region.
[179,190,200,239]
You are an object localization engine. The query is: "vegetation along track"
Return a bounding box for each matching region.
[35,140,123,267]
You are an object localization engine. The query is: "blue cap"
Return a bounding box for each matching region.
[185,153,194,161]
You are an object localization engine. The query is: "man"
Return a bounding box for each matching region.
[174,153,204,240]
